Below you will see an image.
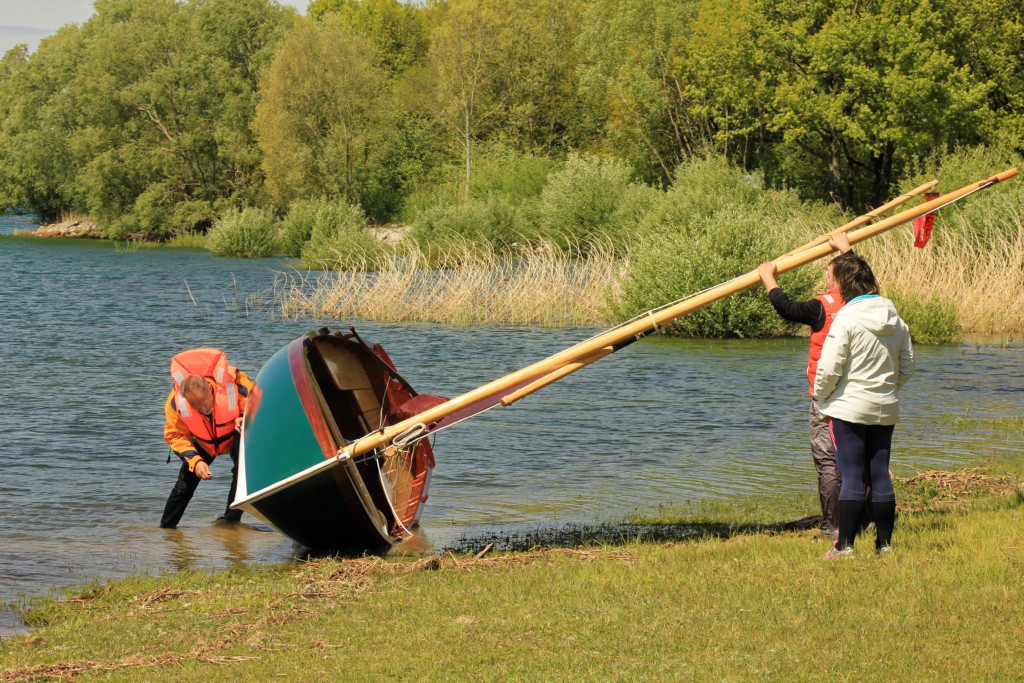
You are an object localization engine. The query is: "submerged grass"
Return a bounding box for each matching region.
[3,463,1023,680]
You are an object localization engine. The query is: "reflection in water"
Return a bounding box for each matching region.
[160,523,269,573]
[1,217,1022,635]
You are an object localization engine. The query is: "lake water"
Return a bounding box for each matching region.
[1,215,1022,635]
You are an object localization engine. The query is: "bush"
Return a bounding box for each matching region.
[614,159,830,338]
[889,292,961,345]
[469,144,561,200]
[206,207,280,258]
[280,198,324,257]
[398,144,560,226]
[617,208,819,338]
[299,200,380,270]
[164,232,206,249]
[535,153,638,252]
[409,194,539,257]
[362,116,451,223]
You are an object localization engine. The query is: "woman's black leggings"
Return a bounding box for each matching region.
[829,417,897,550]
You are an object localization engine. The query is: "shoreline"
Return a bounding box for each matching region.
[14,217,99,238]
[11,217,411,244]
[1,459,1021,678]
[7,219,1024,339]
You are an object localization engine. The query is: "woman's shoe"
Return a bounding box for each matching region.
[822,544,855,560]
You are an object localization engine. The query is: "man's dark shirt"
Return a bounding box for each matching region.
[767,289,827,332]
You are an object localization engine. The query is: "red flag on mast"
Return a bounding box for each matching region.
[913,192,940,247]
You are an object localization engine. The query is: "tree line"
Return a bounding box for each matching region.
[0,0,1021,237]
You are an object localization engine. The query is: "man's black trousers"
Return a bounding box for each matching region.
[159,439,242,528]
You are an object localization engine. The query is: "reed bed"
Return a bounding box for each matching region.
[265,200,1022,336]
[860,196,1024,335]
[269,241,625,327]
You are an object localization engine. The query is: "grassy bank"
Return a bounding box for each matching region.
[3,462,1022,681]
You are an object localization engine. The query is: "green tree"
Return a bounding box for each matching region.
[487,0,590,153]
[738,0,991,207]
[71,0,290,236]
[308,0,430,77]
[576,0,703,185]
[946,0,1024,141]
[253,15,389,207]
[0,30,87,220]
[428,0,511,197]
[0,0,291,235]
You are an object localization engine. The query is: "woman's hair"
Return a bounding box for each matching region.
[832,254,878,302]
[829,251,859,269]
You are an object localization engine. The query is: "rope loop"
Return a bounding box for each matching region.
[647,310,661,335]
[392,423,427,450]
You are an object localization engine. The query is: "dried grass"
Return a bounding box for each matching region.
[266,241,625,327]
[298,547,635,580]
[134,588,199,607]
[860,199,1024,334]
[898,460,1024,513]
[0,651,261,682]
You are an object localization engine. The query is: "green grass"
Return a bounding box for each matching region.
[164,232,207,249]
[3,464,1023,680]
[948,415,1024,433]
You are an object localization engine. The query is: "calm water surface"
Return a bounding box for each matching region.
[1,215,1022,634]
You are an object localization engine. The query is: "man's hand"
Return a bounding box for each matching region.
[195,460,213,480]
[757,262,779,293]
[829,232,852,254]
[234,416,243,430]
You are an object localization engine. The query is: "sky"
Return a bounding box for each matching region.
[0,0,307,56]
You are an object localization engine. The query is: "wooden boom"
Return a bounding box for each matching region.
[339,168,1017,461]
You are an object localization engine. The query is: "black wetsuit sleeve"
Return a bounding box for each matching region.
[767,288,827,332]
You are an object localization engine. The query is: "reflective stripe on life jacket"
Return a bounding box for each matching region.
[806,288,845,396]
[170,349,241,455]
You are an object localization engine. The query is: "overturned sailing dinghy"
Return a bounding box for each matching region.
[232,169,1016,550]
[232,328,446,549]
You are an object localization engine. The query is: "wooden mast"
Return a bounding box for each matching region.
[338,168,1017,461]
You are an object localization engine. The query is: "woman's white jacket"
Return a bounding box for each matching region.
[813,295,914,425]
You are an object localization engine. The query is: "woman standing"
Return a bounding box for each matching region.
[813,255,914,558]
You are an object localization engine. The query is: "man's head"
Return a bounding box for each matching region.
[832,254,878,303]
[826,251,860,291]
[182,374,214,415]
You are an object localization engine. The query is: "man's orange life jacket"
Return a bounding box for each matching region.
[170,349,241,455]
[806,288,845,396]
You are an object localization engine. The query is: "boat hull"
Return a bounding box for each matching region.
[232,329,435,550]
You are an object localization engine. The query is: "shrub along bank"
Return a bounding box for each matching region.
[27,146,1022,341]
[243,148,1024,341]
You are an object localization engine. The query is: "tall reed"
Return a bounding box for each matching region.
[268,241,624,327]
[859,197,1024,335]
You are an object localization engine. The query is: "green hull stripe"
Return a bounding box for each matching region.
[243,344,326,492]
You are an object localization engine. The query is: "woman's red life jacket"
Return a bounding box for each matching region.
[170,349,241,455]
[806,288,845,396]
